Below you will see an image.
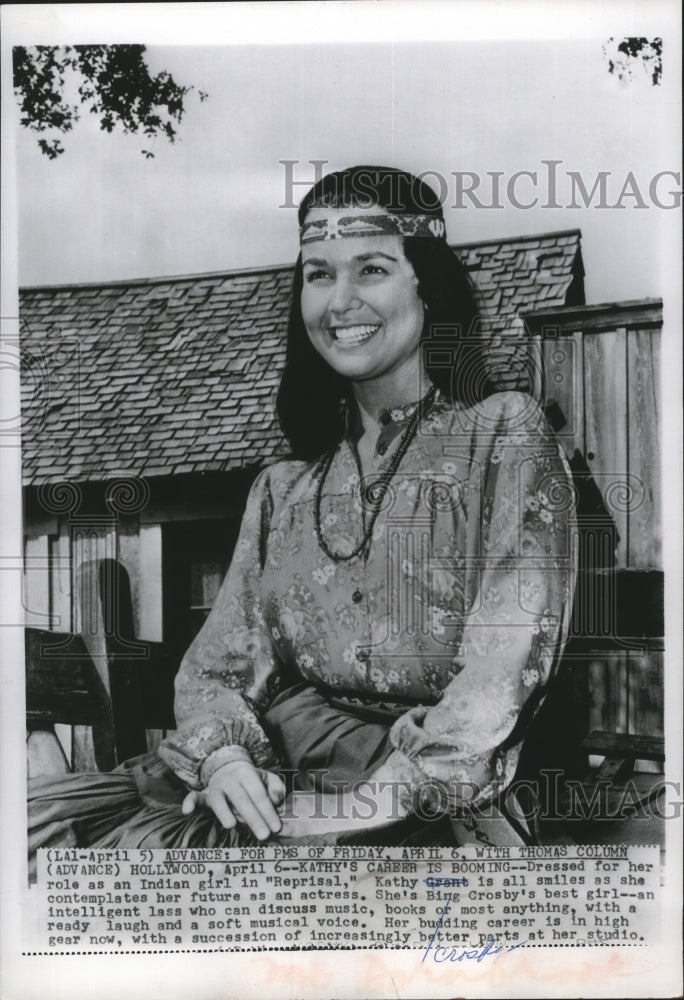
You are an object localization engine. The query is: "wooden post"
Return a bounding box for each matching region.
[76,557,149,767]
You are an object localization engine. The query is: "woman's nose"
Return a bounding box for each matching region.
[328,274,360,314]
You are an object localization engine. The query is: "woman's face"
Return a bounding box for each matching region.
[300,206,425,388]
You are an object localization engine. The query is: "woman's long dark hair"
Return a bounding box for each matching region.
[277,166,490,460]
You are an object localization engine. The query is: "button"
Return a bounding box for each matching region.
[380,412,392,425]
[377,442,388,456]
[356,647,370,661]
[352,589,363,603]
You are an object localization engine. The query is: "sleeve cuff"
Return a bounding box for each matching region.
[200,744,254,785]
[159,716,277,789]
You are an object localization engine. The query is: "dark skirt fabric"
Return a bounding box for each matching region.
[262,681,394,792]
[27,751,461,883]
[27,753,251,880]
[28,683,426,879]
[28,683,522,880]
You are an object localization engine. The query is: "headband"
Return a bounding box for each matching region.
[300,213,447,245]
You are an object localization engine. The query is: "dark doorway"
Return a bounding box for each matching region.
[162,518,241,655]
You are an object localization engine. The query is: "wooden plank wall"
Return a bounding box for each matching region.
[541,311,662,746]
[627,328,661,569]
[583,329,630,568]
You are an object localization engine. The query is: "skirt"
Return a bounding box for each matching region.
[28,682,459,880]
[28,683,524,880]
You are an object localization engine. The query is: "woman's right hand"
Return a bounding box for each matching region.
[181,760,286,841]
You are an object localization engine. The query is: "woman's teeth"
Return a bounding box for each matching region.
[331,324,379,345]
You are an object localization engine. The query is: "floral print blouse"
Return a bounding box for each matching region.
[159,389,577,808]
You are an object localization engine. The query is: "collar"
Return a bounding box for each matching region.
[340,386,442,441]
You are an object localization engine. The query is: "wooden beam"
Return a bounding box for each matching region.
[139,523,163,640]
[580,731,664,761]
[627,328,662,569]
[523,298,663,333]
[24,534,52,628]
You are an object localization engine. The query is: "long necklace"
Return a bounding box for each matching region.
[314,385,437,562]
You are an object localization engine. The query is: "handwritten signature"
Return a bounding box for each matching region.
[422,894,527,964]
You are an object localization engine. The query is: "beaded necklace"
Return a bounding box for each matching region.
[314,385,437,562]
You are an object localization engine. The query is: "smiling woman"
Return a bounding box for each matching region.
[28,165,577,862]
[278,166,483,461]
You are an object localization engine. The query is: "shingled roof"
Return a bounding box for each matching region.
[20,229,584,486]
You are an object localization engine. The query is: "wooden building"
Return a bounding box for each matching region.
[20,229,663,781]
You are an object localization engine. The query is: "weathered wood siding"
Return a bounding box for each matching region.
[535,301,663,748]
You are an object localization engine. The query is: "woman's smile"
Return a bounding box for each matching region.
[329,323,381,347]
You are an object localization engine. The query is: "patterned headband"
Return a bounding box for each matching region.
[300,213,447,244]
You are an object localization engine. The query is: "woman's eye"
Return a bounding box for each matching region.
[304,269,331,283]
[360,263,388,277]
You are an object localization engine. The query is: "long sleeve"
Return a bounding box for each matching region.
[158,468,281,789]
[372,392,577,809]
